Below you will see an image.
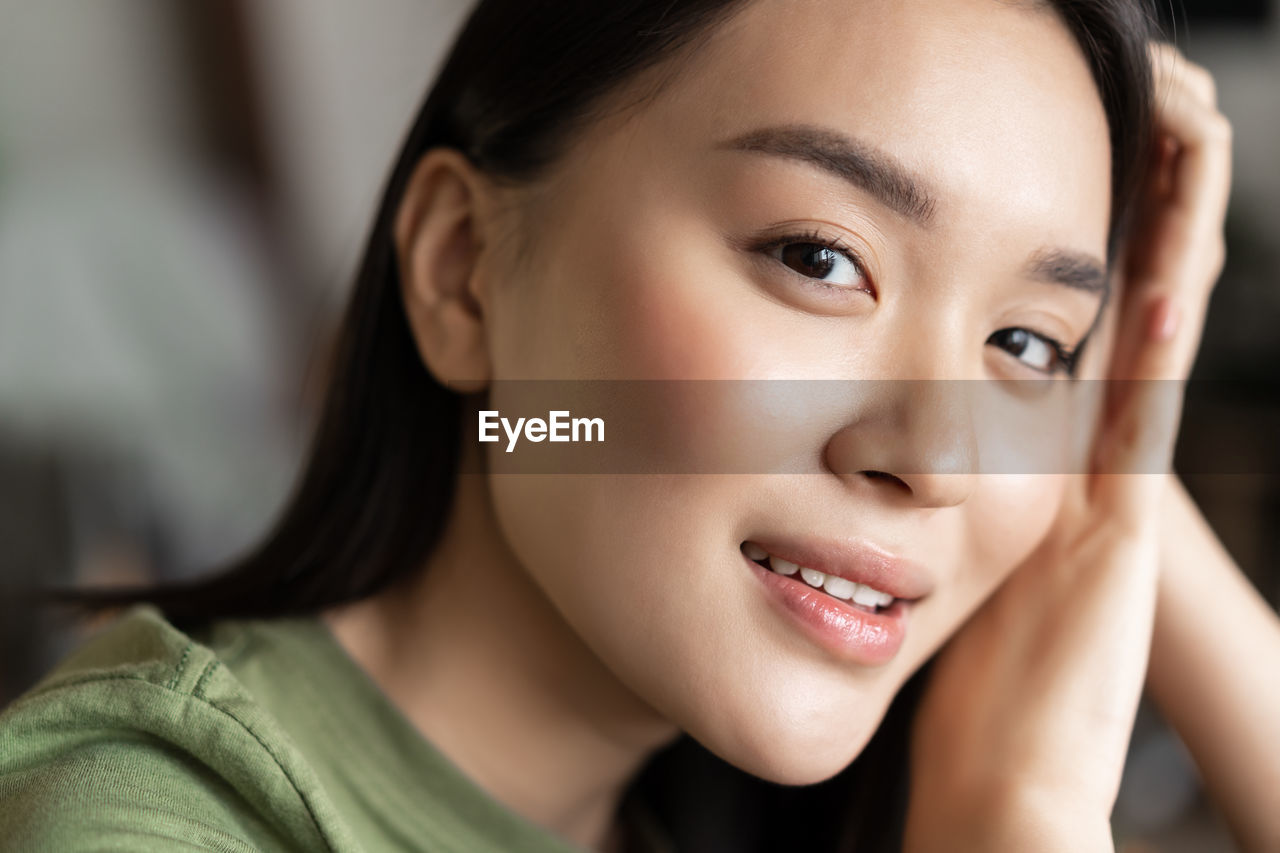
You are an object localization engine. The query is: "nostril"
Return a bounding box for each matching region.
[862,470,910,490]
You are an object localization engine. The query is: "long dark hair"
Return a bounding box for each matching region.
[68,1,1158,849]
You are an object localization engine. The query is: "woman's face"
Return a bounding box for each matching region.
[472,0,1115,783]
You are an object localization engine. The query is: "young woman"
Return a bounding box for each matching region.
[3,1,1276,851]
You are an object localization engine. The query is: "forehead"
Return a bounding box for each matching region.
[616,0,1113,256]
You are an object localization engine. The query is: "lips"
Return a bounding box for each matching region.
[741,536,932,665]
[744,536,934,602]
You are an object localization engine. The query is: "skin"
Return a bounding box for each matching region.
[326,2,1276,850]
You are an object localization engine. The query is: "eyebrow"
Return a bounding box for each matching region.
[718,123,1109,299]
[1024,248,1109,297]
[717,124,938,225]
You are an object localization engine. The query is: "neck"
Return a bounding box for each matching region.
[325,469,679,850]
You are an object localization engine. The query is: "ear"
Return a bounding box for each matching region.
[394,148,498,393]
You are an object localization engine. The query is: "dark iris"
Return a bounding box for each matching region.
[999,328,1032,356]
[988,327,1066,374]
[780,243,839,279]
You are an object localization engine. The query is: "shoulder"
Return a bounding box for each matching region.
[0,606,350,852]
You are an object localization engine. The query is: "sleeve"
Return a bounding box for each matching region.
[0,729,281,852]
[0,612,343,853]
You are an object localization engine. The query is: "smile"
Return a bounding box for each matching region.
[741,538,928,665]
[743,541,896,612]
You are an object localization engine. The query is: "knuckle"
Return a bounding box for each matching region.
[1185,64,1216,100]
[1204,112,1233,145]
[1150,44,1177,78]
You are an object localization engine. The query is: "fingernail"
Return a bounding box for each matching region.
[1148,297,1180,342]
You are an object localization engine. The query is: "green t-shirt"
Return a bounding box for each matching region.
[0,606,668,852]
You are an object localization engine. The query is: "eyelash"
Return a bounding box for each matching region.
[751,229,1086,378]
[988,328,1085,377]
[752,228,874,295]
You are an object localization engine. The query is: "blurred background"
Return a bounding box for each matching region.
[0,2,1275,851]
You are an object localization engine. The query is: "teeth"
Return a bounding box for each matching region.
[822,575,856,600]
[752,546,896,607]
[851,583,882,607]
[799,567,826,587]
[771,557,800,576]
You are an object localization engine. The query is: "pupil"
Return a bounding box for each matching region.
[783,243,834,278]
[1006,328,1028,354]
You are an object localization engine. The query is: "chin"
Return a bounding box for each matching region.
[681,685,887,786]
[720,724,877,787]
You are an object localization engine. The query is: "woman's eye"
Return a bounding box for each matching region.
[987,327,1073,375]
[770,241,866,289]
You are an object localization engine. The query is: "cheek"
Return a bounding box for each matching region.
[483,471,733,717]
[492,167,784,382]
[579,214,764,381]
[616,266,735,379]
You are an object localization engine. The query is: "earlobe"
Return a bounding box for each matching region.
[394,148,494,393]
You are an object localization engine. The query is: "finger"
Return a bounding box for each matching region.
[1108,49,1230,383]
[1145,133,1179,205]
[1090,294,1188,526]
[1123,101,1226,364]
[1149,53,1233,252]
[1150,42,1217,109]
[1079,46,1230,524]
[1093,70,1226,515]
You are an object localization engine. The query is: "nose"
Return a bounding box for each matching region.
[824,379,979,509]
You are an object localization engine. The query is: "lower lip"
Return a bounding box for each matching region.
[747,555,910,666]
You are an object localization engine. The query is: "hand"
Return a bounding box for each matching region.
[903,42,1229,851]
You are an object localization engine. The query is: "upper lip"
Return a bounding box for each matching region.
[748,536,934,601]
